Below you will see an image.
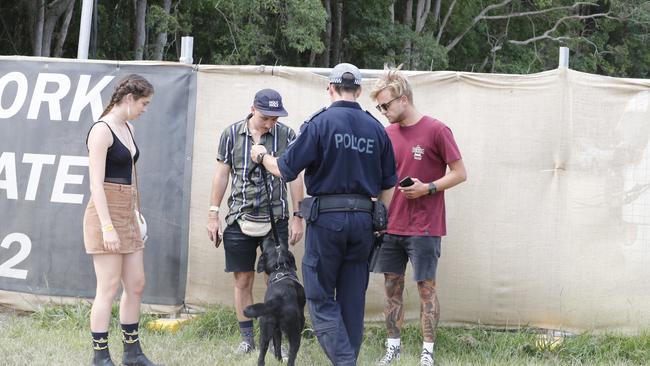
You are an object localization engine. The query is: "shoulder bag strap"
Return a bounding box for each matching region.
[125,125,144,221]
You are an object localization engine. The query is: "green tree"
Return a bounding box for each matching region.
[1,0,650,78]
[177,0,325,65]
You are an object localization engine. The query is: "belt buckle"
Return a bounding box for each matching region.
[346,198,356,210]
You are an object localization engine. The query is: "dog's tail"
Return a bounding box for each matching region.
[243,298,283,318]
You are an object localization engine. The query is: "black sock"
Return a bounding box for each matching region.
[239,320,254,345]
[121,322,140,344]
[92,331,109,351]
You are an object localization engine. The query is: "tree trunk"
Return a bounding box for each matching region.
[332,0,342,65]
[320,0,331,67]
[433,0,441,23]
[153,0,171,60]
[172,0,182,60]
[437,0,457,43]
[403,0,413,68]
[133,0,147,60]
[41,15,55,57]
[29,0,45,56]
[53,0,74,57]
[415,0,431,33]
[386,0,396,66]
[308,50,317,67]
[90,0,98,58]
[41,0,74,57]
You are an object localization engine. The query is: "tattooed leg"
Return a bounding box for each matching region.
[417,279,439,343]
[384,273,405,338]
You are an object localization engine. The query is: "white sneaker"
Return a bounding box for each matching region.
[378,344,401,365]
[235,340,254,355]
[420,349,435,366]
[274,343,289,362]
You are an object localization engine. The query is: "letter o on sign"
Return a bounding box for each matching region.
[0,72,28,119]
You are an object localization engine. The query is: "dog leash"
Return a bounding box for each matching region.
[247,163,283,261]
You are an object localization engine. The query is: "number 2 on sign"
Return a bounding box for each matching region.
[0,233,31,280]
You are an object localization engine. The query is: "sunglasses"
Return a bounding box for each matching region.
[375,95,402,112]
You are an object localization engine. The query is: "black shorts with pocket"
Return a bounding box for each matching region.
[372,234,441,281]
[222,219,288,272]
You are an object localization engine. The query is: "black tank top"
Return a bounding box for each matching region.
[87,121,140,185]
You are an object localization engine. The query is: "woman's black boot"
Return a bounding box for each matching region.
[122,341,163,366]
[91,332,115,366]
[121,322,163,366]
[92,348,116,366]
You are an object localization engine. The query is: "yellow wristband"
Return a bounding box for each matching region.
[102,224,114,233]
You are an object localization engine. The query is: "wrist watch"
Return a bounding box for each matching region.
[428,182,437,195]
[293,211,304,219]
[209,205,219,213]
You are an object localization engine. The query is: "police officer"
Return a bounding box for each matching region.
[251,63,397,365]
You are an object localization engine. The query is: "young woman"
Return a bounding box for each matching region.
[83,74,161,366]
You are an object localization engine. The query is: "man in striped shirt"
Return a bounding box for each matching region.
[206,89,304,355]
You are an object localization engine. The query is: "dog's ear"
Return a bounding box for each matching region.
[287,250,297,271]
[256,252,266,273]
[262,235,275,249]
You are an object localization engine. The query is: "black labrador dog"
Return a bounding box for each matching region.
[243,237,306,366]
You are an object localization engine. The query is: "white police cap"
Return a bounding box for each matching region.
[329,63,362,85]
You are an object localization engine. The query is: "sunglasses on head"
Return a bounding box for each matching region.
[375,95,402,112]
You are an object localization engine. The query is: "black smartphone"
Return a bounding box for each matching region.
[399,176,414,187]
[214,232,222,248]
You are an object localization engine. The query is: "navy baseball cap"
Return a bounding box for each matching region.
[329,63,362,85]
[253,89,288,117]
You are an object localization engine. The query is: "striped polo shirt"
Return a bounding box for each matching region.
[217,114,297,226]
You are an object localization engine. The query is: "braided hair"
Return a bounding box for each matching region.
[100,74,154,119]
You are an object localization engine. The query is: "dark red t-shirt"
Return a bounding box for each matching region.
[385,116,462,236]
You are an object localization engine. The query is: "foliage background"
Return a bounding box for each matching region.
[1,1,649,77]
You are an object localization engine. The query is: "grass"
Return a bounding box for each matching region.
[0,302,649,365]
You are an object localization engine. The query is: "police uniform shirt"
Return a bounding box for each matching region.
[277,100,397,197]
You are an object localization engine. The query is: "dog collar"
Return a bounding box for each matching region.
[268,269,300,285]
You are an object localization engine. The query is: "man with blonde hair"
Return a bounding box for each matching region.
[370,67,467,366]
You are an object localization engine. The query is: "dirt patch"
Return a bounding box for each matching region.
[0,310,11,323]
[0,306,24,322]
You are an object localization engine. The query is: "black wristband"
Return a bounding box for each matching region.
[293,211,304,218]
[428,182,437,195]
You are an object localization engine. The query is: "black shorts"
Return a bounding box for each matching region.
[222,219,288,273]
[372,234,441,281]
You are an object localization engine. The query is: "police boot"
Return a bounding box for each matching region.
[92,348,116,366]
[122,340,162,366]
